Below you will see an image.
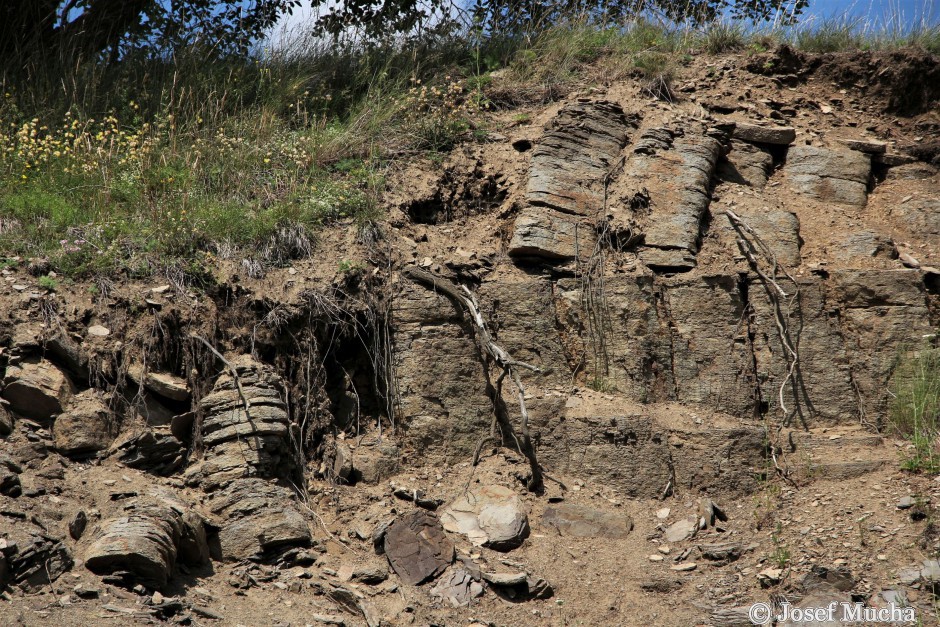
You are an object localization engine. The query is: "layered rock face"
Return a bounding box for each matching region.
[509,100,636,260]
[393,104,940,494]
[185,356,293,490]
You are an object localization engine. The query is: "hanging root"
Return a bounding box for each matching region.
[402,266,545,492]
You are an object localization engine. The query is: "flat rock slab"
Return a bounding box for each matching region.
[2,360,74,421]
[384,510,453,585]
[732,122,795,145]
[440,485,529,550]
[785,146,871,206]
[663,518,698,543]
[542,504,633,538]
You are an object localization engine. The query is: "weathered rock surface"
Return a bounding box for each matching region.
[85,505,184,589]
[112,428,186,476]
[52,390,114,456]
[128,366,191,402]
[509,100,635,260]
[440,485,529,550]
[206,478,311,561]
[1,359,75,421]
[383,510,454,585]
[5,533,73,591]
[429,566,484,607]
[719,207,802,267]
[525,100,634,215]
[785,146,871,206]
[0,453,23,497]
[508,206,596,261]
[185,356,292,489]
[732,122,796,145]
[0,401,12,436]
[541,504,633,538]
[716,140,774,187]
[890,198,940,237]
[629,128,724,270]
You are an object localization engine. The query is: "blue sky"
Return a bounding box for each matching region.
[271,0,939,40]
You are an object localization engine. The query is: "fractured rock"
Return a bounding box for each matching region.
[7,534,73,591]
[206,478,311,561]
[1,359,75,421]
[509,100,635,260]
[716,140,774,187]
[440,485,529,550]
[85,505,184,589]
[785,146,871,206]
[383,510,454,585]
[630,128,724,270]
[541,504,633,538]
[52,390,115,456]
[429,566,484,607]
[0,453,23,497]
[0,402,12,436]
[128,366,191,402]
[526,100,635,215]
[112,429,186,476]
[508,206,596,261]
[186,356,292,489]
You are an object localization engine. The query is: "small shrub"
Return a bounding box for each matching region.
[703,22,747,54]
[890,344,940,473]
[38,275,58,291]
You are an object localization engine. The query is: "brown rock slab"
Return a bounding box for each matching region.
[508,206,596,261]
[383,510,453,585]
[1,359,75,421]
[53,390,115,456]
[732,122,796,145]
[663,518,697,543]
[542,504,633,538]
[785,146,871,206]
[440,485,529,550]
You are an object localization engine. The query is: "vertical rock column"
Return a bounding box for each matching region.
[509,100,636,261]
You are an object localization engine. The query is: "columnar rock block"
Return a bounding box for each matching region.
[628,128,724,270]
[509,100,635,261]
[662,274,759,418]
[185,356,291,489]
[85,505,184,589]
[784,146,871,206]
[206,478,312,561]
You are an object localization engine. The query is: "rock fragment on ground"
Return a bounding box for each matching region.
[383,510,453,585]
[440,485,529,550]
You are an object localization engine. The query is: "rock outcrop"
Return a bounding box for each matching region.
[509,100,635,260]
[185,356,293,489]
[205,478,311,561]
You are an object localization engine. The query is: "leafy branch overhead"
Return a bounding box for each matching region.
[1,0,809,68]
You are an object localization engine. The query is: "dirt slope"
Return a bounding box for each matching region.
[1,46,939,627]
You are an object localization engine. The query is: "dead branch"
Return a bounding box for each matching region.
[402,266,544,492]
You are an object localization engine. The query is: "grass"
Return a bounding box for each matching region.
[1,12,938,280]
[890,344,940,473]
